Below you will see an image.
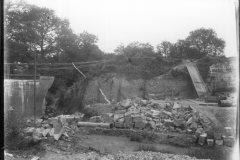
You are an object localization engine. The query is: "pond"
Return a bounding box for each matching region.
[81,135,194,155]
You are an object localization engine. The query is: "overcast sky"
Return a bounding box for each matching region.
[22,0,238,57]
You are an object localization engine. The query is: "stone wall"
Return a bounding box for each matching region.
[84,73,194,105]
[4,76,54,117]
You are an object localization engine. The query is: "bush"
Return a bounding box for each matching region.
[130,133,143,142]
[82,107,99,121]
[4,107,28,150]
[134,144,158,152]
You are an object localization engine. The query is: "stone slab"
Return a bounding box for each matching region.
[164,119,174,127]
[134,122,146,128]
[223,136,235,147]
[215,139,223,146]
[207,139,214,146]
[214,133,222,140]
[114,122,124,128]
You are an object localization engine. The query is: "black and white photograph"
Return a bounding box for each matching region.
[3,0,239,159]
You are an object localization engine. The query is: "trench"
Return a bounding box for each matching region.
[81,135,197,155]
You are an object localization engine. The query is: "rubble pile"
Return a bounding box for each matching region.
[25,113,84,141]
[101,97,235,146]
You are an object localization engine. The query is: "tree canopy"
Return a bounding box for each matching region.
[5,0,103,64]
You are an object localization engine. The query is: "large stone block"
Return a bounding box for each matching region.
[195,128,205,137]
[215,139,223,146]
[190,122,197,130]
[124,116,133,124]
[133,115,146,123]
[124,123,134,128]
[207,139,214,146]
[114,122,124,128]
[164,119,174,127]
[198,133,207,145]
[134,122,146,128]
[214,133,222,140]
[223,136,235,147]
[223,127,234,137]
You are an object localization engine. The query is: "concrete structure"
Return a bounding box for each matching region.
[4,76,54,117]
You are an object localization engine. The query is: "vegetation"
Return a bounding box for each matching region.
[130,133,144,142]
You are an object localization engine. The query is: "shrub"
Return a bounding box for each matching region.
[134,144,158,152]
[82,107,99,121]
[4,107,27,150]
[130,133,143,142]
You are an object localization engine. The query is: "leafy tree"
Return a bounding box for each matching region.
[114,42,155,57]
[156,41,172,57]
[185,28,225,57]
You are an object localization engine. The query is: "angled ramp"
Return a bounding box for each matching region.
[186,65,208,98]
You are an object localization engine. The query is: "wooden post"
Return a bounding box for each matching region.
[143,80,147,100]
[34,51,36,126]
[117,79,122,102]
[97,81,101,103]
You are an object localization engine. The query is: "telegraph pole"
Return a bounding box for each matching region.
[34,51,36,126]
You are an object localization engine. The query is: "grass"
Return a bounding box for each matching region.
[130,133,144,142]
[134,144,172,154]
[187,147,233,160]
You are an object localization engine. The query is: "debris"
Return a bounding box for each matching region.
[223,127,234,137]
[72,62,87,78]
[198,133,207,145]
[195,128,205,137]
[164,119,174,127]
[4,151,14,158]
[24,127,35,136]
[223,136,235,147]
[215,139,223,146]
[99,88,111,104]
[31,156,40,160]
[214,133,222,140]
[207,139,214,146]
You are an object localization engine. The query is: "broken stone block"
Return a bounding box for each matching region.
[124,116,133,124]
[162,111,172,117]
[114,114,124,121]
[147,121,156,129]
[24,127,35,136]
[190,122,197,130]
[204,126,214,139]
[48,117,59,125]
[207,139,214,146]
[164,119,174,127]
[124,123,134,128]
[120,99,131,108]
[191,135,198,143]
[33,128,42,140]
[214,133,222,140]
[117,117,124,123]
[223,136,235,147]
[132,115,146,123]
[41,128,51,137]
[146,117,153,121]
[215,139,223,146]
[173,103,180,109]
[175,127,182,132]
[173,119,186,127]
[134,122,146,128]
[198,133,207,145]
[114,122,124,128]
[186,117,193,126]
[223,127,234,137]
[195,128,205,137]
[141,100,148,106]
[115,110,126,114]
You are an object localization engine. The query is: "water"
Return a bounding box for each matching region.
[81,135,193,155]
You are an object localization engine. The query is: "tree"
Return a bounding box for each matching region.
[114,42,155,57]
[76,31,103,61]
[185,28,225,57]
[5,0,81,63]
[156,41,172,57]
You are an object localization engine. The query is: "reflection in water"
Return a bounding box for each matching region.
[81,135,192,154]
